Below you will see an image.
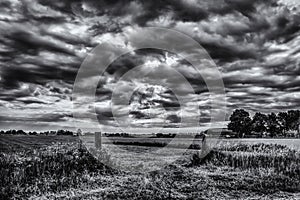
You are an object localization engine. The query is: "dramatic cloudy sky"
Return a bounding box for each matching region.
[0,0,299,131]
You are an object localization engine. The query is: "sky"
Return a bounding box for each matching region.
[0,0,299,131]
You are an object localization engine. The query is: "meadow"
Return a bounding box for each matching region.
[0,135,300,199]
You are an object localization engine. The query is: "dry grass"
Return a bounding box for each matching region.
[0,138,299,199]
[190,143,300,194]
[0,142,113,199]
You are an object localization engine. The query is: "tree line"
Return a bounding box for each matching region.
[0,129,75,136]
[228,109,300,138]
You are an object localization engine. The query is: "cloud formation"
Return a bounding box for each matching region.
[0,0,299,131]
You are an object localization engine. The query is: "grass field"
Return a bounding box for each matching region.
[82,134,300,150]
[0,135,78,152]
[0,135,300,199]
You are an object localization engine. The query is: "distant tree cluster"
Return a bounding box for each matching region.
[228,109,300,138]
[104,132,131,137]
[156,133,176,138]
[0,130,30,135]
[0,129,76,136]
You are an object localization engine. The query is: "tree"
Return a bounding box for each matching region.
[266,113,280,137]
[286,110,300,132]
[29,131,37,135]
[16,130,25,135]
[228,109,252,138]
[251,112,268,135]
[277,112,288,136]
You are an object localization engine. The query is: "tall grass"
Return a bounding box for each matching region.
[191,143,300,193]
[0,142,112,199]
[202,143,300,175]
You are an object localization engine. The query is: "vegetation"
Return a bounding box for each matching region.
[0,137,299,199]
[155,133,176,138]
[228,109,300,138]
[191,143,300,194]
[104,132,131,137]
[0,129,76,136]
[0,142,113,199]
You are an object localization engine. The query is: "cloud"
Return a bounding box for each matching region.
[0,112,71,123]
[0,0,299,130]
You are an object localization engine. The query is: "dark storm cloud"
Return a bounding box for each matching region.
[36,0,81,15]
[201,42,258,63]
[16,98,48,105]
[90,0,276,26]
[0,66,35,89]
[3,28,76,56]
[96,112,114,120]
[223,73,300,92]
[45,30,92,46]
[134,0,209,25]
[166,114,181,123]
[213,0,277,17]
[105,54,144,77]
[95,87,112,97]
[0,62,78,90]
[265,11,300,42]
[104,49,167,78]
[73,0,210,26]
[129,110,149,119]
[0,1,84,93]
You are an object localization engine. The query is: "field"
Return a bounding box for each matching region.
[1,135,300,199]
[0,135,78,152]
